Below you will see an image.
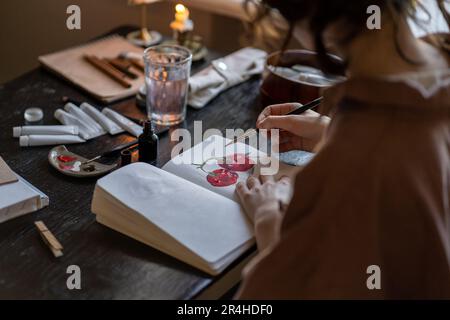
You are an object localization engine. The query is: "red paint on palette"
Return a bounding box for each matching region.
[57,155,77,163]
[59,163,74,171]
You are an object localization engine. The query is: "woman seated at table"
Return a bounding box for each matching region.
[235,0,450,299]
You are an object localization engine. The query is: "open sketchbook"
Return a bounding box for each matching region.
[91,135,301,275]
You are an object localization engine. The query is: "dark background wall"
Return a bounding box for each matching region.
[0,0,244,84]
[1,0,448,84]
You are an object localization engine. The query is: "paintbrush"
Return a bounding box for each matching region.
[225,96,324,147]
[105,58,139,79]
[80,123,169,166]
[81,140,138,166]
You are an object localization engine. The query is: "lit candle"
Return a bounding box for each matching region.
[175,4,189,23]
[170,3,193,32]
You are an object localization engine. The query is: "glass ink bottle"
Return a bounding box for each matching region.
[138,120,158,164]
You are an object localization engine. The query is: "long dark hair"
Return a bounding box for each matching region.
[245,0,450,74]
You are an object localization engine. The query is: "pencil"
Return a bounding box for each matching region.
[225,96,324,147]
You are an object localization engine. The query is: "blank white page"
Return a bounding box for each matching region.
[96,162,254,265]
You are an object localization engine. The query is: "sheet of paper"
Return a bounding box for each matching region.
[0,157,18,186]
[163,135,263,201]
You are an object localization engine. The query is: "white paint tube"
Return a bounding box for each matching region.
[102,108,143,137]
[80,103,124,135]
[19,135,85,147]
[64,103,106,136]
[54,109,99,140]
[13,125,78,138]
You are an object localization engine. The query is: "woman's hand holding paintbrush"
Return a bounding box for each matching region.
[227,97,330,152]
[256,99,330,152]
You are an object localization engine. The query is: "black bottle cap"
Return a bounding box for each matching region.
[143,120,158,137]
[120,149,132,167]
[143,120,151,135]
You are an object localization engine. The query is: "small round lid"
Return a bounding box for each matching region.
[24,108,44,122]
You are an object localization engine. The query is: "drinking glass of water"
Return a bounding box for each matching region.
[144,45,192,126]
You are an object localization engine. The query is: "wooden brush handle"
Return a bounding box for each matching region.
[84,55,132,88]
[129,58,145,72]
[106,58,139,79]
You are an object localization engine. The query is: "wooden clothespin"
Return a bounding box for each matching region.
[34,221,63,258]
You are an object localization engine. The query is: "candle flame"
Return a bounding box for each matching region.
[175,4,186,13]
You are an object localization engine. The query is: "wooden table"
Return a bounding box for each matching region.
[0,27,262,299]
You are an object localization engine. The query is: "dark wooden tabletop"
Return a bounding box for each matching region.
[0,26,263,299]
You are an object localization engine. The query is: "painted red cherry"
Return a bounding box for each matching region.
[206,169,239,187]
[219,153,254,172]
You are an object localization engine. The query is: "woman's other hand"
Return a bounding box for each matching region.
[256,102,330,152]
[236,175,292,250]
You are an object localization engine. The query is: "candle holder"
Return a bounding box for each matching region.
[170,4,193,43]
[127,0,162,47]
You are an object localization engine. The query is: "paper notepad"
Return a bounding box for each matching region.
[0,172,49,224]
[0,157,18,186]
[38,35,144,103]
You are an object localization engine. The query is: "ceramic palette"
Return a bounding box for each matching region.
[48,145,117,178]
